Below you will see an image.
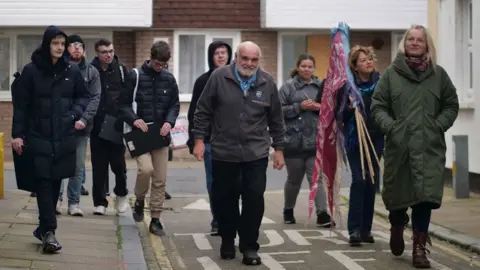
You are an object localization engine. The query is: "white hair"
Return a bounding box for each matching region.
[235,41,262,58]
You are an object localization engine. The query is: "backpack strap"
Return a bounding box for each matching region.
[123,68,140,135]
[119,65,125,83]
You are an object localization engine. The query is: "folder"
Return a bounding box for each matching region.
[123,122,171,158]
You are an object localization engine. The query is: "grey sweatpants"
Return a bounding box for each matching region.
[284,156,327,214]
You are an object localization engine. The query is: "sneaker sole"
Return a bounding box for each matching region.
[68,212,83,217]
[42,243,62,253]
[93,212,105,216]
[242,257,262,265]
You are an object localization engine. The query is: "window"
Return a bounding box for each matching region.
[391,32,404,61]
[0,30,110,100]
[279,35,307,84]
[173,31,241,102]
[0,37,10,91]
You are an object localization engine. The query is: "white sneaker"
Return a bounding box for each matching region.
[115,196,129,214]
[68,204,84,217]
[55,201,62,215]
[93,206,106,215]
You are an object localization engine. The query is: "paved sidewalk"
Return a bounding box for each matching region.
[340,186,480,254]
[0,190,146,270]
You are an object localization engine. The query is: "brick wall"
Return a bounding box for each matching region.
[113,31,136,69]
[153,0,260,29]
[240,31,278,81]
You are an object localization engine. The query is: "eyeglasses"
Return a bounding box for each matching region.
[69,42,84,49]
[97,49,115,55]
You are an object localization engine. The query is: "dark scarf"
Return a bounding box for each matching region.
[405,54,429,72]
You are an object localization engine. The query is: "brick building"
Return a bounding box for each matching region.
[0,0,427,160]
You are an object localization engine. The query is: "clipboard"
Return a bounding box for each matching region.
[123,122,171,158]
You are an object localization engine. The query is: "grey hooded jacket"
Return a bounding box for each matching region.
[70,58,101,134]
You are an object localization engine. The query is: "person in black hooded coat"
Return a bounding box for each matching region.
[11,25,89,253]
[186,41,232,235]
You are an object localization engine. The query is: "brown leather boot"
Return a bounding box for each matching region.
[389,225,405,256]
[412,231,431,268]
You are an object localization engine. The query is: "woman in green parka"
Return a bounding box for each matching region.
[371,25,459,269]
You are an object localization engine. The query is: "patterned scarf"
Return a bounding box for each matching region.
[345,72,379,151]
[405,54,429,72]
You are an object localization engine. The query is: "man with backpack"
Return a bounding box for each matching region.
[56,35,101,216]
[90,39,130,215]
[119,40,180,236]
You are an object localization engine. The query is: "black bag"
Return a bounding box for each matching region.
[98,114,124,144]
[13,145,37,192]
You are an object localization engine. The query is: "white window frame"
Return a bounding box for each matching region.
[0,28,112,101]
[173,30,241,103]
[463,0,473,100]
[276,30,334,87]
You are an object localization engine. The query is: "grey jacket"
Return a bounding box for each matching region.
[70,58,101,134]
[193,64,285,162]
[278,76,322,157]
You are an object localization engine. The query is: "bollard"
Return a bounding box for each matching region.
[452,135,469,199]
[0,133,4,199]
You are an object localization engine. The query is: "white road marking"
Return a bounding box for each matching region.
[325,250,376,270]
[197,256,222,270]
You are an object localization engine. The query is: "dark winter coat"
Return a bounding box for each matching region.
[11,26,90,181]
[371,54,459,210]
[119,61,180,127]
[186,41,233,153]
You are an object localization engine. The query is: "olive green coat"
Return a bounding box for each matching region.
[371,54,459,211]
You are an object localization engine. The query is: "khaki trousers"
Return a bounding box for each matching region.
[135,147,169,218]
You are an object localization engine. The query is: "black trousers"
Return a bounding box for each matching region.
[389,202,433,233]
[211,157,268,252]
[36,178,62,233]
[90,133,128,207]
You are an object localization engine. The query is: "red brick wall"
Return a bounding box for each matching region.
[241,31,278,81]
[350,31,392,73]
[113,31,136,69]
[153,0,260,29]
[134,30,174,69]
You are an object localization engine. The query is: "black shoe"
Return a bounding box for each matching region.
[41,231,62,253]
[316,211,335,228]
[361,232,375,243]
[30,192,36,197]
[165,191,172,200]
[149,218,165,236]
[105,192,110,197]
[133,200,145,222]
[242,250,262,265]
[349,231,362,247]
[283,209,296,224]
[33,228,42,242]
[80,186,89,196]
[220,240,235,260]
[210,224,219,236]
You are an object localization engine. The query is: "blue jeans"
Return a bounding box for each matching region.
[204,143,217,227]
[347,137,384,235]
[59,135,89,206]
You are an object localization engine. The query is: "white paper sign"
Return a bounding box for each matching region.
[170,113,189,149]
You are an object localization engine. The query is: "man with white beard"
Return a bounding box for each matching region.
[57,35,101,216]
[193,41,285,266]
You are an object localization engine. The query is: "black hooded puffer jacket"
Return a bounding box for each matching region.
[11,25,90,180]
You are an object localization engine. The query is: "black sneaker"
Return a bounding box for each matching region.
[211,224,219,236]
[349,231,362,247]
[41,231,62,253]
[316,211,335,228]
[242,250,262,265]
[361,232,375,243]
[165,191,172,200]
[283,209,296,224]
[149,218,165,236]
[133,200,145,222]
[80,186,89,196]
[220,239,235,260]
